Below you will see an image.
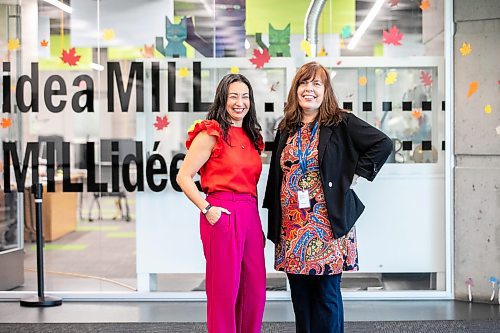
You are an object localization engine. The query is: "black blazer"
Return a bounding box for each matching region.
[263,112,393,244]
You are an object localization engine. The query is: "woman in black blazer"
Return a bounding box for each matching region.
[263,62,392,333]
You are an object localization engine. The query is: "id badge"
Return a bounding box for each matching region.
[297,190,310,209]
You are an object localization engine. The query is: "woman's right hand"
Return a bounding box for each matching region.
[205,206,231,225]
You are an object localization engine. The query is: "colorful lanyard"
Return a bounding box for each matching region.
[297,122,319,175]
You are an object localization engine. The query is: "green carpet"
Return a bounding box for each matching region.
[30,244,87,251]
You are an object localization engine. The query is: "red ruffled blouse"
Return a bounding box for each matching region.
[186,120,264,197]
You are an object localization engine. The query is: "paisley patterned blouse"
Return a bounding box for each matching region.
[274,123,359,275]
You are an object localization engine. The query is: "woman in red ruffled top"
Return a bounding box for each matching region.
[177,74,265,333]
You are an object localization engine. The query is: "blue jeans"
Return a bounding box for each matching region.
[287,273,344,333]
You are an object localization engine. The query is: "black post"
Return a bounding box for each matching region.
[20,184,62,307]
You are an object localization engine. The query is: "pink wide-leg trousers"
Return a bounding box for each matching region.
[200,191,266,333]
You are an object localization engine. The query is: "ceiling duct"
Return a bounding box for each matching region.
[304,0,327,57]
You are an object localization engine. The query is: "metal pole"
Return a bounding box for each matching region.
[34,183,44,298]
[20,184,62,307]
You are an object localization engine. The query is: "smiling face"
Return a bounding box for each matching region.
[225,81,250,127]
[297,75,325,113]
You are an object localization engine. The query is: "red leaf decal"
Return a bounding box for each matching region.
[154,115,170,131]
[383,26,403,46]
[420,71,432,87]
[388,0,400,7]
[60,48,81,66]
[249,48,270,69]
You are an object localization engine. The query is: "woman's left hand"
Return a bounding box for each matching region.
[205,206,231,225]
[351,174,360,188]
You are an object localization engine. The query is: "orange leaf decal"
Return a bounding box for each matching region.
[412,109,422,119]
[141,44,154,58]
[60,48,81,66]
[383,26,403,46]
[1,118,12,128]
[249,48,270,69]
[154,115,170,131]
[420,0,430,11]
[467,81,478,98]
[40,39,49,47]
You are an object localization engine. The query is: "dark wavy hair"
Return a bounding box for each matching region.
[207,74,262,150]
[279,62,346,133]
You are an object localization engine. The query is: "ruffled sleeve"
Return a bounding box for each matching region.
[186,120,224,158]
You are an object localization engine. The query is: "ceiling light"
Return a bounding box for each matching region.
[347,0,385,50]
[200,0,214,16]
[43,0,73,14]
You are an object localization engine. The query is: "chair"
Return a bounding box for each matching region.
[87,139,134,222]
[38,135,64,168]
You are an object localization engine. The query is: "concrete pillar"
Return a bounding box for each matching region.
[20,0,38,142]
[454,0,500,303]
[20,0,38,69]
[422,0,444,56]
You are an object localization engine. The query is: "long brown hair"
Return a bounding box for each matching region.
[279,62,345,132]
[206,74,262,150]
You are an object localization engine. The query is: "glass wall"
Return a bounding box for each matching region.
[0,0,448,297]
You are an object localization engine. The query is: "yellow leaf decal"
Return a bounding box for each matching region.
[187,120,203,133]
[467,81,478,98]
[318,47,327,57]
[385,72,398,85]
[358,76,367,86]
[339,39,346,49]
[178,67,189,78]
[102,29,116,41]
[7,39,20,51]
[459,42,472,56]
[484,104,492,114]
[300,40,311,57]
[230,66,239,74]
